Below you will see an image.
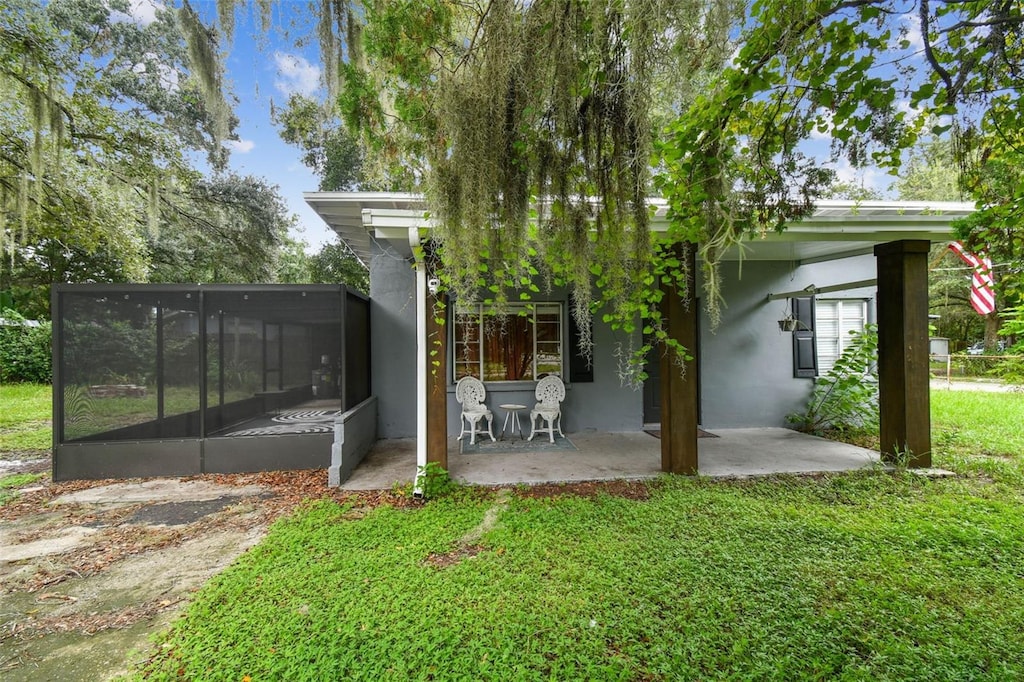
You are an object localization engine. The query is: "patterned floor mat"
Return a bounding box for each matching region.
[271,409,341,423]
[226,409,340,437]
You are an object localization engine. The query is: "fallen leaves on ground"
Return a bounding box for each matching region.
[513,479,653,501]
[1,467,659,645]
[4,469,652,597]
[424,543,487,568]
[2,469,418,596]
[2,597,183,641]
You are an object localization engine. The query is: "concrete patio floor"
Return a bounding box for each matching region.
[340,427,881,490]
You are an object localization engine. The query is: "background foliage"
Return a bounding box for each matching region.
[5,0,1022,375]
[0,0,353,320]
[315,0,1022,376]
[0,309,50,383]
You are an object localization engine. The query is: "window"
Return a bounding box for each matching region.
[453,303,563,382]
[815,299,868,374]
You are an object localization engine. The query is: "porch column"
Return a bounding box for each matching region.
[411,228,428,495]
[426,290,448,469]
[660,243,699,475]
[874,240,931,467]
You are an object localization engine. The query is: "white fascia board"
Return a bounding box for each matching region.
[809,199,975,213]
[362,212,435,230]
[361,208,435,246]
[751,224,956,241]
[305,193,976,263]
[303,191,424,205]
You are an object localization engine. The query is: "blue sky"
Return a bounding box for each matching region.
[126,0,927,253]
[128,1,339,250]
[210,3,337,249]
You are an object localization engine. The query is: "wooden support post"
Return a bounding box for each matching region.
[660,243,699,475]
[425,291,448,469]
[874,240,931,467]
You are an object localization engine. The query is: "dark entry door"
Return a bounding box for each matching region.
[642,317,701,425]
[642,334,661,425]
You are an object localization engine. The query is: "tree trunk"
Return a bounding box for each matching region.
[984,311,1001,350]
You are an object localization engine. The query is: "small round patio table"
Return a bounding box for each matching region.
[499,404,527,441]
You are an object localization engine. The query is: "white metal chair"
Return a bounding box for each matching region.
[528,375,565,443]
[455,376,496,445]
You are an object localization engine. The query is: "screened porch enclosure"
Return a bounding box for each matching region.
[52,284,369,481]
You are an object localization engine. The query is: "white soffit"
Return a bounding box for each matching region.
[303,192,428,266]
[304,193,975,265]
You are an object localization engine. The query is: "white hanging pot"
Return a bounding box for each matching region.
[778,316,799,332]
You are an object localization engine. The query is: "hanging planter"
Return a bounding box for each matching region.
[777,298,806,332]
[778,315,800,332]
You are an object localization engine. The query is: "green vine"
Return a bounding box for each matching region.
[339,0,737,385]
[414,461,457,499]
[113,1,1024,389]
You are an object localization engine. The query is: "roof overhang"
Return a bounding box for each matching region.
[303,192,975,267]
[303,192,427,266]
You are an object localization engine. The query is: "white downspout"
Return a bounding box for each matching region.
[409,227,427,498]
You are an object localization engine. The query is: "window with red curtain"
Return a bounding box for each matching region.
[453,303,563,382]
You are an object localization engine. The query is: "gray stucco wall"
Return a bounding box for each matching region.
[697,255,877,428]
[369,248,417,438]
[329,396,378,486]
[368,244,642,440]
[571,321,645,431]
[445,315,644,438]
[369,247,878,437]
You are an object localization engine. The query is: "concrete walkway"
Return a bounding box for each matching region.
[930,378,1022,393]
[341,427,880,490]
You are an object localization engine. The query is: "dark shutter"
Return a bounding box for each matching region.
[792,296,817,378]
[567,309,594,383]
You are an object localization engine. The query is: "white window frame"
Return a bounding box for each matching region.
[452,303,564,383]
[815,298,868,375]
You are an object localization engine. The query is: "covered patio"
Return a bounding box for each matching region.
[305,193,976,490]
[339,428,880,489]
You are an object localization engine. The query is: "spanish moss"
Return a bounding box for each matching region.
[179,0,232,156]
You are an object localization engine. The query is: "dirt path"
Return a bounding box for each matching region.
[1,463,649,680]
[930,378,1022,393]
[0,467,398,681]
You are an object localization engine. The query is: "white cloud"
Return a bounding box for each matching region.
[826,159,890,196]
[896,99,917,116]
[110,0,162,26]
[896,99,928,126]
[810,107,835,141]
[898,13,924,52]
[226,138,256,153]
[273,52,321,97]
[132,52,180,91]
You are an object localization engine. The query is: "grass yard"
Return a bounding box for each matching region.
[931,389,1024,486]
[62,385,252,441]
[135,389,1024,681]
[0,382,51,453]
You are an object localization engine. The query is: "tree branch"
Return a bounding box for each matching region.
[919,0,956,103]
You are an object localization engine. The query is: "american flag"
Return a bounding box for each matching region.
[948,241,996,316]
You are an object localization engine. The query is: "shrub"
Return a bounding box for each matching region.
[989,306,1024,383]
[0,309,52,383]
[989,342,1024,383]
[788,324,879,434]
[415,461,458,499]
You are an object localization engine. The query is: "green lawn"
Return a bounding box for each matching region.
[0,383,51,453]
[931,389,1024,486]
[0,383,255,445]
[135,389,1024,681]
